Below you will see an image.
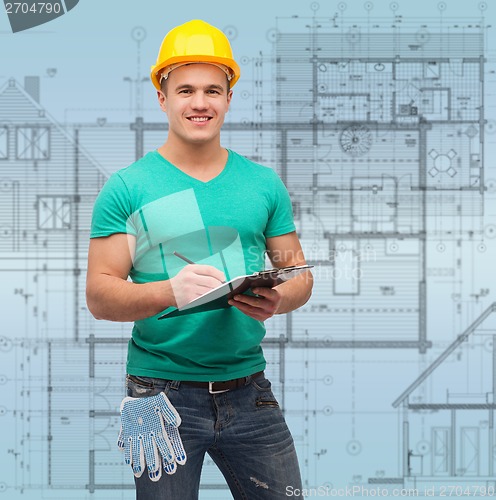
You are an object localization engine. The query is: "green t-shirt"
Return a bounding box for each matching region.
[90,149,295,381]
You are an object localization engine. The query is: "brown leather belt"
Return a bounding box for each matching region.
[181,371,264,394]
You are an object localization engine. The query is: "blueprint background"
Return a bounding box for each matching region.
[1,0,496,498]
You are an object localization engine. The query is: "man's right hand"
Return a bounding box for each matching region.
[169,265,225,309]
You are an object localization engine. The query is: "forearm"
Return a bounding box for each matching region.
[275,270,313,314]
[86,274,175,322]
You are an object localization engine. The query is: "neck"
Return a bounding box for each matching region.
[158,137,228,182]
[160,136,225,169]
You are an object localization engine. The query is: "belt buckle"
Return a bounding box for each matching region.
[209,381,229,394]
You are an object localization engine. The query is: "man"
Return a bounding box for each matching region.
[86,19,313,499]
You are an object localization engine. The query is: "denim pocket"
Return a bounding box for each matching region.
[251,376,272,392]
[126,375,169,398]
[127,374,154,388]
[251,377,280,409]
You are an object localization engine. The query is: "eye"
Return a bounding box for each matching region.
[207,89,221,95]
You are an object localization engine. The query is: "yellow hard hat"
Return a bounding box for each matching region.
[150,19,241,90]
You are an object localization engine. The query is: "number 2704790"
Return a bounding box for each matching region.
[5,3,61,14]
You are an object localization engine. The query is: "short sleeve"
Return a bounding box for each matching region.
[90,173,137,238]
[264,170,296,238]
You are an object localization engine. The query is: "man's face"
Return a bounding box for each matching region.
[158,64,232,147]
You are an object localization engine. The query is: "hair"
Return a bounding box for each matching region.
[160,77,168,94]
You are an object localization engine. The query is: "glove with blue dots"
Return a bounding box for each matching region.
[117,392,187,481]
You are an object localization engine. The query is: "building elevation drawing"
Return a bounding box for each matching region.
[1,1,496,498]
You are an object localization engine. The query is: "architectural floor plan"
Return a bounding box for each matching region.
[1,0,496,498]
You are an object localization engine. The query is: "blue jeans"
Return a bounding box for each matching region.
[126,373,302,499]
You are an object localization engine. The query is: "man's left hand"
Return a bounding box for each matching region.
[228,287,282,321]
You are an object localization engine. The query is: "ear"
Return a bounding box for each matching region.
[226,90,233,111]
[157,90,167,113]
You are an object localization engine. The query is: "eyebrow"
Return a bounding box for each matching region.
[174,84,226,92]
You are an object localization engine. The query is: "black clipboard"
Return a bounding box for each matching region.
[158,264,313,319]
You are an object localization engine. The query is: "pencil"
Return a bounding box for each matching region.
[173,251,195,265]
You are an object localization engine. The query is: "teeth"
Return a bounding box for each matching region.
[189,117,209,122]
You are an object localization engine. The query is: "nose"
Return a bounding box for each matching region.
[190,91,208,110]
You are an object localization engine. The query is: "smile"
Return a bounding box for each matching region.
[187,117,211,122]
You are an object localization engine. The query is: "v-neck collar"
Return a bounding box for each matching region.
[153,149,232,187]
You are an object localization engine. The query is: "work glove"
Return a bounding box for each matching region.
[118,392,187,481]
